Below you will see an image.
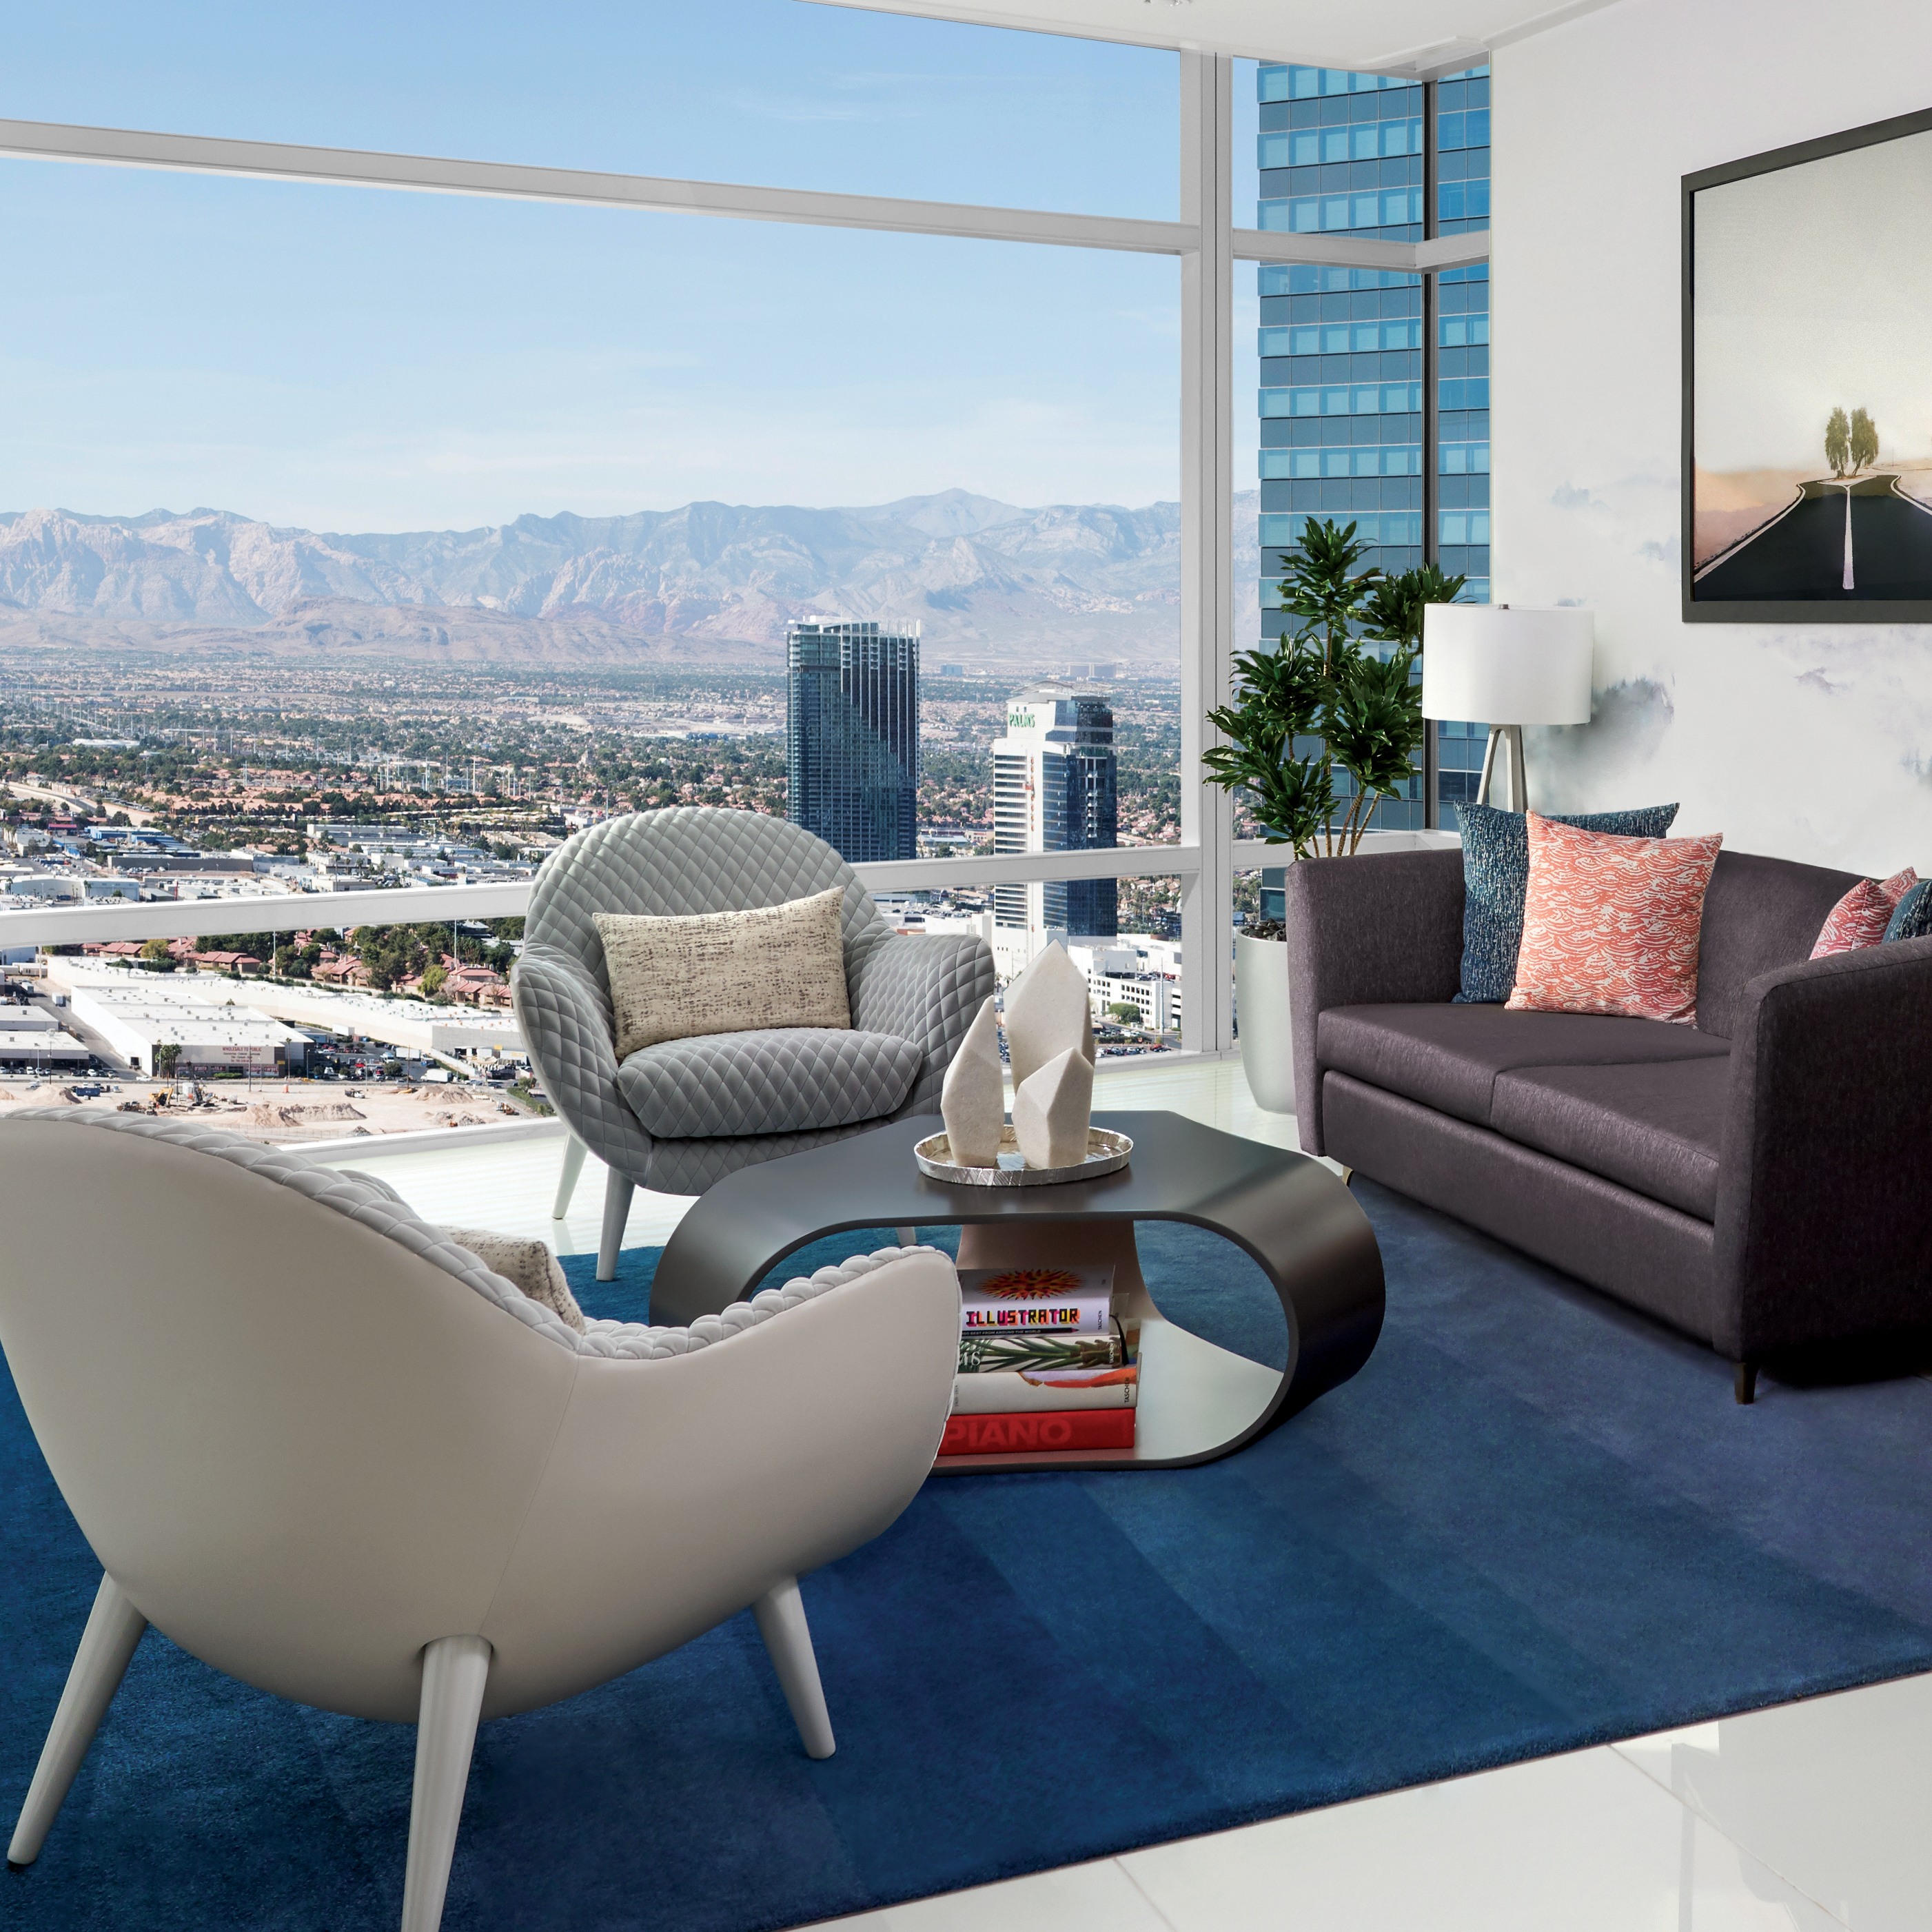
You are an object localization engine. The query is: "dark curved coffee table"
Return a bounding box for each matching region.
[648,1110,1385,1473]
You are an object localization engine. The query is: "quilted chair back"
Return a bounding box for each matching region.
[526,808,891,997]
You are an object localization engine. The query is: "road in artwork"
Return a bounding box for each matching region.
[1695,475,1932,602]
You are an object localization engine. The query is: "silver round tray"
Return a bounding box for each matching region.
[913,1124,1132,1188]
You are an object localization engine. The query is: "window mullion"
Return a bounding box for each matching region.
[1178,49,1234,1057]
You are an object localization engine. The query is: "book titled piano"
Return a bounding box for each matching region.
[938,1407,1136,1456]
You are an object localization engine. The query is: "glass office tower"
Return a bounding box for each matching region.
[786,619,919,864]
[990,684,1118,938]
[1255,61,1492,840]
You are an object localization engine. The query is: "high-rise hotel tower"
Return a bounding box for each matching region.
[990,684,1117,939]
[786,618,919,864]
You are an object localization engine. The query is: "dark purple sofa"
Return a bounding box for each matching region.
[1284,847,1932,1401]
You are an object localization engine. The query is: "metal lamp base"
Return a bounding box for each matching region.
[1474,723,1528,813]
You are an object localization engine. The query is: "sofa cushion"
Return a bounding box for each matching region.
[1507,815,1723,1025]
[1489,1057,1730,1220]
[1884,878,1932,944]
[618,1026,921,1139]
[1811,867,1918,957]
[1318,1003,1731,1129]
[1452,799,1680,1004]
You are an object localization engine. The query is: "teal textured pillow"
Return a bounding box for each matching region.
[1882,878,1932,944]
[1452,800,1682,1004]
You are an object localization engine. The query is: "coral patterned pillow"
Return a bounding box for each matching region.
[1810,867,1918,958]
[1507,814,1724,1026]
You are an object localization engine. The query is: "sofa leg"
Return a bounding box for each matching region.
[1733,1360,1759,1406]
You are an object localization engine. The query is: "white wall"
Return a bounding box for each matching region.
[1494,0,1932,873]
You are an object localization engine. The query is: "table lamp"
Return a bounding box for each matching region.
[1421,604,1594,813]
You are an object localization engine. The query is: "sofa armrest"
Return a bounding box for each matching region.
[511,943,654,1179]
[1283,848,1465,1154]
[1713,932,1932,1361]
[848,931,997,1114]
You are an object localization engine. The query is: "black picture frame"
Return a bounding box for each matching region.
[1682,104,1932,623]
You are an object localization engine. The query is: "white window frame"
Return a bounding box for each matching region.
[0,79,1487,1053]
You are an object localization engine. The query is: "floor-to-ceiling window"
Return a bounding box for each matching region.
[0,10,1487,1072]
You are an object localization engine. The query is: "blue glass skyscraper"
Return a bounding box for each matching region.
[1255,60,1493,835]
[786,619,919,863]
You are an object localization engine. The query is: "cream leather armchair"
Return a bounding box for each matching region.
[0,1110,959,1932]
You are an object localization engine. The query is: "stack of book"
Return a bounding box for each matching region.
[939,1265,1138,1456]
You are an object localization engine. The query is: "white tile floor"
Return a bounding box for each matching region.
[328,1057,1931,1932]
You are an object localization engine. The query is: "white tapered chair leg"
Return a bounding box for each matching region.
[551,1135,587,1221]
[752,1576,835,1760]
[895,1226,917,1248]
[400,1635,491,1932]
[597,1170,634,1282]
[8,1573,147,1868]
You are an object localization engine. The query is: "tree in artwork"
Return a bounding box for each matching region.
[1825,407,1850,477]
[1849,407,1878,473]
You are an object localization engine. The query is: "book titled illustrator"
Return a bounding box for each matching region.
[957,1265,1114,1335]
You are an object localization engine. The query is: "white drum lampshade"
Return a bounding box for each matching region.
[1421,604,1594,813]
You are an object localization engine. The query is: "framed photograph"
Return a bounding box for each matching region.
[1683,106,1932,621]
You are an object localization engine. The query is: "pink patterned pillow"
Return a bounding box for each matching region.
[1809,867,1918,958]
[1507,814,1724,1026]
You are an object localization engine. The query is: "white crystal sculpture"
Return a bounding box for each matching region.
[1003,942,1095,1094]
[940,997,1006,1168]
[1012,1045,1096,1170]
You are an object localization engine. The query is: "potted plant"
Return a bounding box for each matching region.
[1208,519,1464,1112]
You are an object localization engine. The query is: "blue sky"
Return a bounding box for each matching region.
[0,1,1262,531]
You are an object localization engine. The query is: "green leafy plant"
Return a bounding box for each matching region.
[1204,521,1466,857]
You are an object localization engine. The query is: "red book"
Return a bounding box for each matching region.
[938,1408,1136,1456]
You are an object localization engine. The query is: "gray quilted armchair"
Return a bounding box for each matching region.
[513,807,995,1278]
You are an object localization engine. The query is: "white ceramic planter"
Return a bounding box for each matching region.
[1234,930,1296,1115]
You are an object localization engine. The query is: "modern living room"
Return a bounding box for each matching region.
[4,1,1932,1930]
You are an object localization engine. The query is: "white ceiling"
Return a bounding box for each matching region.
[809,0,1623,74]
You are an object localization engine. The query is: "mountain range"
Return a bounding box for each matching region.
[0,491,1263,668]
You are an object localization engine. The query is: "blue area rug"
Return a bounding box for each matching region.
[6,1180,1932,1930]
